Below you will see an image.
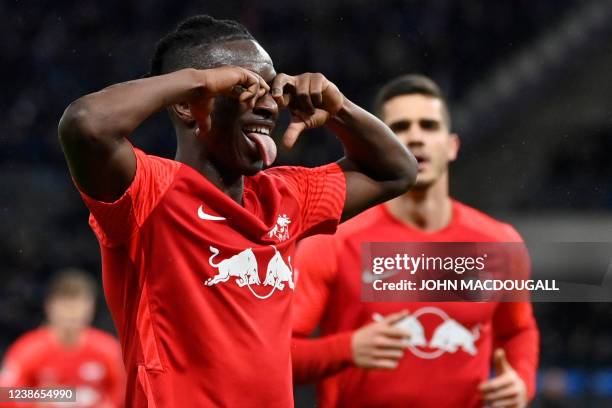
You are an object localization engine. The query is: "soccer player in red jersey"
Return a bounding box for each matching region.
[57,15,416,407]
[292,75,539,408]
[0,269,125,407]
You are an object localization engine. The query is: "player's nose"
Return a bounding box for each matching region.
[252,92,279,121]
[405,129,425,147]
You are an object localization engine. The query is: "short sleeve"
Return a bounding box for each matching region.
[76,148,181,247]
[267,163,346,238]
[0,338,35,388]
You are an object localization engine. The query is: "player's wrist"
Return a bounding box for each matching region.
[187,68,215,99]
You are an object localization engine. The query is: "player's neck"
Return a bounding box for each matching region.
[385,174,452,232]
[176,142,245,205]
[50,325,82,348]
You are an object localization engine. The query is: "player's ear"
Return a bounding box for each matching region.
[169,102,196,125]
[447,133,460,162]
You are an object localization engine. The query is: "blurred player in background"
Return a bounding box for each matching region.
[292,75,539,408]
[0,269,125,407]
[57,15,416,407]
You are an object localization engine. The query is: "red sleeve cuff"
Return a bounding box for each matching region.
[292,331,354,384]
[327,331,354,364]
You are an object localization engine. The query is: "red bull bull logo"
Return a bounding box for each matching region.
[389,307,480,359]
[205,245,294,299]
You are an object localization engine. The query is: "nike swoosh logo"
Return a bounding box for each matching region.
[197,205,226,221]
[362,270,400,284]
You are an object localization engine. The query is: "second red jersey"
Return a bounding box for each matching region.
[292,202,539,408]
[0,327,124,408]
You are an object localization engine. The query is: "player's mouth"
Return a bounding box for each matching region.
[414,154,429,171]
[242,123,277,166]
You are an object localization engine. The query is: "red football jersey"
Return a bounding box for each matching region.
[292,202,539,408]
[0,326,125,408]
[76,147,345,407]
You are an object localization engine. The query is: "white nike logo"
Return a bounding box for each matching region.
[362,270,400,284]
[197,205,226,221]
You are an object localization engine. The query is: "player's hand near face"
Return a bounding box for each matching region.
[270,72,344,148]
[351,311,411,369]
[189,66,270,133]
[270,72,417,221]
[479,348,527,408]
[59,66,269,202]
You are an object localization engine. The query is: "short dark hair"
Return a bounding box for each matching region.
[373,74,451,129]
[149,15,255,76]
[46,268,97,300]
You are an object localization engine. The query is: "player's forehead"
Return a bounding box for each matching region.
[208,39,276,82]
[382,94,445,124]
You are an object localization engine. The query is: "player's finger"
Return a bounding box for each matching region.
[253,76,270,103]
[490,396,520,408]
[370,359,400,370]
[380,326,412,339]
[479,375,513,392]
[482,384,517,401]
[372,349,404,360]
[235,70,262,101]
[271,73,294,108]
[374,336,408,350]
[295,74,315,115]
[282,116,306,148]
[309,73,325,107]
[245,81,261,102]
[381,310,409,325]
[493,348,513,375]
[258,75,270,93]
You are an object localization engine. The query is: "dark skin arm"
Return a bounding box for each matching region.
[271,73,417,221]
[58,67,269,202]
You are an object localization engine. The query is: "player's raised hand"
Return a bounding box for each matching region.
[479,348,527,408]
[270,72,345,148]
[190,66,269,132]
[351,311,411,370]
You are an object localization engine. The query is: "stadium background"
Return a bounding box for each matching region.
[1,1,611,406]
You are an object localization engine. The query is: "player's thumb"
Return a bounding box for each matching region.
[282,117,306,149]
[382,310,409,325]
[493,348,512,374]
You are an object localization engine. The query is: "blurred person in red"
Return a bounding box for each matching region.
[292,75,539,408]
[57,14,416,408]
[0,269,125,407]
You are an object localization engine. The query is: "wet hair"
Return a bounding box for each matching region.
[46,268,97,300]
[373,74,451,129]
[149,15,255,76]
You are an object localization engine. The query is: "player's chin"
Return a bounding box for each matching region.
[412,174,436,189]
[242,160,263,175]
[236,155,264,176]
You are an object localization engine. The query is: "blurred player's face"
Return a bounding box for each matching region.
[205,40,279,176]
[382,94,459,189]
[46,295,95,334]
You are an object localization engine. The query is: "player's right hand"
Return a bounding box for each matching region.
[189,66,269,132]
[351,310,411,370]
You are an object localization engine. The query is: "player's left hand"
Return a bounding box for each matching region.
[270,72,344,148]
[479,348,527,408]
